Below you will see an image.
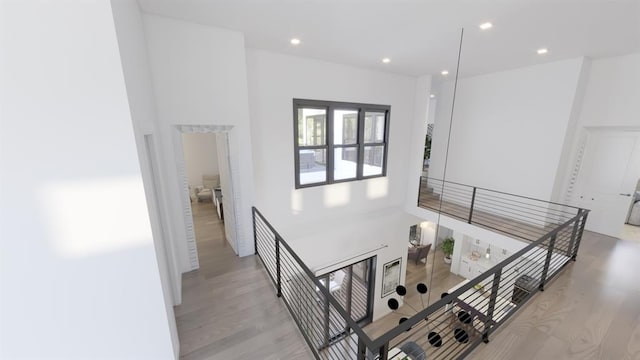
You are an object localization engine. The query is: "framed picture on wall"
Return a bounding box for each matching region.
[381,258,401,298]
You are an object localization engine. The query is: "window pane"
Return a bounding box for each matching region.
[297,108,326,146]
[333,110,358,145]
[299,149,327,185]
[334,147,358,180]
[364,112,385,143]
[363,145,384,176]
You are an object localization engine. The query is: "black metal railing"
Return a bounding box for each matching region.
[418,177,582,243]
[253,201,588,359]
[368,208,588,360]
[253,207,381,359]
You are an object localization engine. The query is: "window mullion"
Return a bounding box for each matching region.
[327,106,334,183]
[382,109,390,176]
[357,108,365,179]
[294,103,300,188]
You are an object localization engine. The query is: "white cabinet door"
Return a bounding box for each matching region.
[459,258,473,279]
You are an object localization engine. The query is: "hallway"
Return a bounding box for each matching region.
[174,202,312,359]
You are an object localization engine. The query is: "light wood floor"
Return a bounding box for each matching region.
[621,224,640,243]
[175,202,313,360]
[468,231,640,359]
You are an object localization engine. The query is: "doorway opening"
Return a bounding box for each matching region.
[172,125,241,271]
[313,257,376,348]
[180,131,234,274]
[622,178,640,242]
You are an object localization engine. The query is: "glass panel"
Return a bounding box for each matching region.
[297,108,326,146]
[364,112,385,143]
[334,146,357,180]
[299,148,327,185]
[363,145,384,176]
[333,109,358,145]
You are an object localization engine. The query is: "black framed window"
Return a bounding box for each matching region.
[294,99,390,188]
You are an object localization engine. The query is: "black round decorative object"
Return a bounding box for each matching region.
[454,328,469,343]
[417,283,428,294]
[399,317,411,331]
[396,285,407,296]
[427,331,443,347]
[387,298,399,310]
[457,310,472,324]
[441,292,453,304]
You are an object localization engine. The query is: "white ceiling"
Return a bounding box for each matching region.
[138,0,640,77]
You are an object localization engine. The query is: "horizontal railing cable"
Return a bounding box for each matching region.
[425,177,582,210]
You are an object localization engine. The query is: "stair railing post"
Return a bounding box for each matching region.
[483,268,502,343]
[357,337,367,360]
[252,207,258,255]
[567,211,580,261]
[345,266,353,335]
[378,342,389,360]
[468,187,477,224]
[539,233,556,291]
[417,176,423,206]
[323,273,330,348]
[573,211,588,261]
[276,236,282,297]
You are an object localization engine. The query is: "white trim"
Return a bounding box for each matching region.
[564,132,588,205]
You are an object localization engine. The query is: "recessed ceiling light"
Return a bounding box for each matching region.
[537,48,548,55]
[290,38,301,45]
[430,94,436,99]
[441,70,449,75]
[479,22,493,30]
[382,58,391,64]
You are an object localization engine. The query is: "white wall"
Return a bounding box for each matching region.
[246,49,418,236]
[290,210,422,321]
[578,53,640,128]
[0,1,174,358]
[404,76,433,212]
[429,58,586,201]
[246,50,423,320]
[182,133,219,188]
[142,14,256,263]
[110,0,180,354]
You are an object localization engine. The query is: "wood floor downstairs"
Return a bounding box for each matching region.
[176,202,640,359]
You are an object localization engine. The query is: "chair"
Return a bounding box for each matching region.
[196,174,220,202]
[407,243,432,265]
[329,270,346,294]
[315,270,346,297]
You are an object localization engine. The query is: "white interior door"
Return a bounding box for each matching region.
[216,132,238,253]
[573,129,640,237]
